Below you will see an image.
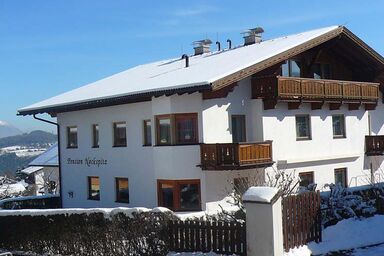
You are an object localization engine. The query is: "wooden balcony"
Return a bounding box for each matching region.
[252,76,379,110]
[199,141,273,170]
[365,135,384,156]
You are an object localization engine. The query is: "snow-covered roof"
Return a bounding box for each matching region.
[19,26,343,114]
[20,166,44,175]
[28,143,58,167]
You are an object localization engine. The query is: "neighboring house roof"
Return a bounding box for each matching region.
[17,25,384,116]
[21,166,44,175]
[28,143,58,167]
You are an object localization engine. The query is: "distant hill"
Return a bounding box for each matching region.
[0,130,57,148]
[0,130,57,175]
[0,121,22,139]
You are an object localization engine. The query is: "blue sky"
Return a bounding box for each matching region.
[1,0,384,133]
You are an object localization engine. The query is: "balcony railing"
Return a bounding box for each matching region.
[277,76,379,102]
[366,135,384,156]
[200,141,273,170]
[252,76,379,105]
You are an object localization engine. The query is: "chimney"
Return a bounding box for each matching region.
[193,39,212,55]
[242,27,264,46]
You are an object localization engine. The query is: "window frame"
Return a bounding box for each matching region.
[299,171,314,188]
[295,115,312,140]
[67,126,78,149]
[312,62,331,79]
[282,59,302,77]
[332,114,346,139]
[155,113,199,146]
[92,124,99,148]
[143,119,152,146]
[334,168,348,188]
[113,121,127,147]
[157,179,201,211]
[87,176,100,201]
[115,177,129,203]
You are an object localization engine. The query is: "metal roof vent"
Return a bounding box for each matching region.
[241,27,264,46]
[193,39,212,55]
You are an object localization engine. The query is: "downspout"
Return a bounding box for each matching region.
[33,114,63,208]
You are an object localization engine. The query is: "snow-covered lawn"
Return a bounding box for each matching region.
[286,215,384,256]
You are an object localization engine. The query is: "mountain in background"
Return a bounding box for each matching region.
[0,130,57,176]
[0,121,22,139]
[0,130,57,148]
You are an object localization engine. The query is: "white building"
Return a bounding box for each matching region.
[18,25,384,211]
[21,144,60,195]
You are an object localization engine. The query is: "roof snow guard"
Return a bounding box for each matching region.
[18,26,384,116]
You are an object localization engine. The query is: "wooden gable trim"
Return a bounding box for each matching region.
[211,27,344,90]
[211,26,384,91]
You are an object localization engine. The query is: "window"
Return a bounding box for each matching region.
[299,172,314,188]
[296,115,311,140]
[335,168,347,188]
[113,122,127,147]
[157,179,201,211]
[88,176,100,200]
[175,114,198,144]
[143,120,152,146]
[156,113,198,145]
[231,115,246,143]
[332,115,346,138]
[92,124,99,148]
[282,59,301,77]
[67,126,78,148]
[156,116,171,145]
[313,63,331,79]
[115,178,129,203]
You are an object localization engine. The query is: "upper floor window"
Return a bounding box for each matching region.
[115,177,129,203]
[88,176,100,200]
[156,113,198,145]
[143,120,152,146]
[67,126,78,148]
[92,124,99,148]
[113,122,127,147]
[282,59,301,77]
[313,63,331,79]
[175,113,198,144]
[295,115,311,140]
[231,115,246,143]
[332,115,346,138]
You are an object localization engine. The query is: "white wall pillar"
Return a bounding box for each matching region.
[243,186,283,256]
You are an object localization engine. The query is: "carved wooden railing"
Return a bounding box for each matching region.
[252,76,379,103]
[277,76,379,102]
[366,135,384,156]
[200,141,273,170]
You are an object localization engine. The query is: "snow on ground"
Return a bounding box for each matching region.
[286,215,384,256]
[351,243,384,256]
[176,196,240,220]
[168,253,229,256]
[0,145,46,157]
[0,182,26,195]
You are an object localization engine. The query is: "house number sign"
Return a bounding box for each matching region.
[66,157,108,167]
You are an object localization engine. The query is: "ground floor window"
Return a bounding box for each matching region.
[334,168,347,188]
[157,179,201,211]
[115,177,129,203]
[299,172,314,188]
[88,176,100,200]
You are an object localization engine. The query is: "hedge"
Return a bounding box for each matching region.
[0,208,177,255]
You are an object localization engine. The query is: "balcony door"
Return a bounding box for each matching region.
[232,115,246,143]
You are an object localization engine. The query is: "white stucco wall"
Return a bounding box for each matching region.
[263,103,371,189]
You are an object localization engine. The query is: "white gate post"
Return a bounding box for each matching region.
[243,186,284,256]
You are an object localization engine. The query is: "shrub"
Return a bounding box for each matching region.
[0,208,177,255]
